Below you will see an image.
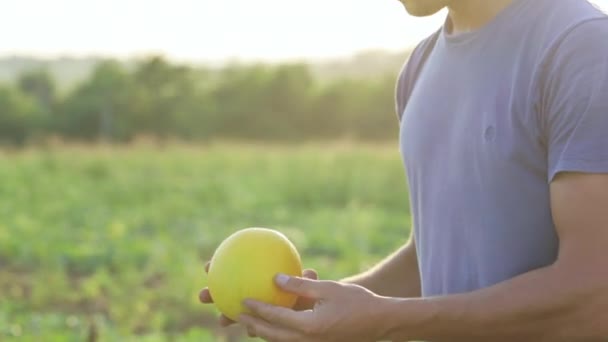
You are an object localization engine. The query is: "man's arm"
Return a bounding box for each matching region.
[381,172,608,341]
[380,17,608,342]
[342,238,421,298]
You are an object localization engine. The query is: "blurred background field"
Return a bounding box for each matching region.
[1,8,419,338]
[0,143,411,340]
[0,39,421,339]
[0,41,417,339]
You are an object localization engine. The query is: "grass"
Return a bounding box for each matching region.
[0,143,412,341]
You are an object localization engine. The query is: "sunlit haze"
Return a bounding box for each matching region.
[1,0,606,62]
[0,0,446,62]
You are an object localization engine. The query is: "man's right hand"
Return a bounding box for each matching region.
[198,261,319,327]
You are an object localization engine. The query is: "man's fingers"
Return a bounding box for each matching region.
[202,261,236,328]
[239,314,302,341]
[293,296,316,311]
[199,288,213,303]
[204,265,318,328]
[302,268,318,280]
[244,299,313,331]
[275,274,333,299]
[199,289,235,326]
[291,269,319,311]
[246,325,257,338]
[219,315,235,327]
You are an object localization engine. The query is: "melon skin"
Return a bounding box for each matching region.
[207,227,303,321]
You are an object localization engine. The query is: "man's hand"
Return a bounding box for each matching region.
[239,274,385,342]
[198,262,319,327]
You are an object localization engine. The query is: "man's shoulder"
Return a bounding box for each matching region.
[535,0,608,76]
[399,30,441,77]
[394,30,441,120]
[532,0,607,46]
[544,0,607,21]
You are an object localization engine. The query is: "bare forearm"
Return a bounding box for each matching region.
[381,262,608,341]
[343,240,421,298]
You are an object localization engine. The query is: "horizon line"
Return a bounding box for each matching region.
[0,46,416,65]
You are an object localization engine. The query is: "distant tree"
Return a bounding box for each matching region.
[17,69,56,112]
[262,64,315,140]
[308,73,397,140]
[130,56,203,139]
[16,69,57,138]
[353,73,398,140]
[208,64,272,138]
[0,85,39,144]
[59,60,133,141]
[309,78,362,139]
[0,54,404,145]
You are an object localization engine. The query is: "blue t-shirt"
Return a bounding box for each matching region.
[397,0,608,297]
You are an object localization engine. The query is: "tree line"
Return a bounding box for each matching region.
[0,56,403,145]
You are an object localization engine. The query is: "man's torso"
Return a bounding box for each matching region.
[398,0,608,296]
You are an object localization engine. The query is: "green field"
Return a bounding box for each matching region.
[0,143,412,341]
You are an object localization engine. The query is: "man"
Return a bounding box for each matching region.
[200,0,608,340]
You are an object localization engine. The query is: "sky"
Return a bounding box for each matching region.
[0,0,445,62]
[0,0,605,62]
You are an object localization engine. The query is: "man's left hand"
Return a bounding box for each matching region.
[239,274,386,342]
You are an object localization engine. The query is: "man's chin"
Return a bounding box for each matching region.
[399,0,445,17]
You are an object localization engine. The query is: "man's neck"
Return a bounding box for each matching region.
[447,0,515,34]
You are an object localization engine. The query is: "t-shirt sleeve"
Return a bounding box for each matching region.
[395,58,411,121]
[395,31,440,121]
[540,18,608,182]
[395,45,424,121]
